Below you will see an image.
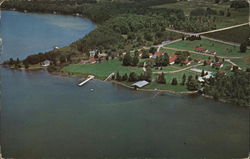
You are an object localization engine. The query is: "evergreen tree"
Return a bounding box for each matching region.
[141,51,149,59]
[132,55,139,66]
[201,69,205,77]
[240,43,247,53]
[122,73,128,81]
[128,72,138,82]
[181,74,186,85]
[187,79,200,91]
[116,72,121,81]
[157,72,166,84]
[171,78,178,85]
[123,53,132,66]
[145,67,152,82]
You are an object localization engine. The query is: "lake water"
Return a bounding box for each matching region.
[0,11,249,159]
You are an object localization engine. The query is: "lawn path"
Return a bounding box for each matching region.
[153,63,203,74]
[163,46,247,59]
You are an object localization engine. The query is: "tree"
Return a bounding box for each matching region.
[9,58,14,65]
[23,61,29,69]
[187,75,193,84]
[163,54,169,66]
[115,72,122,81]
[171,78,178,85]
[149,47,157,54]
[123,53,132,66]
[144,67,152,82]
[240,43,247,53]
[141,51,149,59]
[122,73,128,81]
[181,74,186,85]
[214,55,219,62]
[132,55,139,66]
[187,79,200,91]
[128,72,138,82]
[157,72,166,84]
[201,69,205,77]
[16,58,20,65]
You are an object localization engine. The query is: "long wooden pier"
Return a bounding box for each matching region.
[78,75,95,86]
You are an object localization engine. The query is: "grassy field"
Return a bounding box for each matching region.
[231,57,250,69]
[63,59,143,79]
[166,39,250,57]
[152,0,249,28]
[160,48,211,60]
[144,70,200,92]
[203,25,250,45]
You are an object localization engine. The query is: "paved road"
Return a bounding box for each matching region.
[165,23,250,49]
[199,23,249,35]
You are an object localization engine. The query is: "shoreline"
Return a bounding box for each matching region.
[1,10,248,107]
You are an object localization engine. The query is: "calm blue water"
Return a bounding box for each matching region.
[0,11,95,60]
[0,11,249,159]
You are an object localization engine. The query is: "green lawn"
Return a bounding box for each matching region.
[160,48,210,60]
[144,70,200,92]
[166,39,250,57]
[63,59,143,79]
[231,57,250,69]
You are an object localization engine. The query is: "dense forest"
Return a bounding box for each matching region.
[204,69,250,107]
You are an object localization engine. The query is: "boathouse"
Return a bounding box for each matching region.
[132,80,149,90]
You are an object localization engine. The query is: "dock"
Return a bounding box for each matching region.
[104,72,115,81]
[78,75,95,86]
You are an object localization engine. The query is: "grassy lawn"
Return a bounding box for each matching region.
[144,70,200,92]
[152,0,248,28]
[63,59,143,79]
[166,39,250,57]
[196,62,231,73]
[231,57,250,69]
[144,82,188,92]
[152,66,177,72]
[203,25,250,45]
[160,48,211,60]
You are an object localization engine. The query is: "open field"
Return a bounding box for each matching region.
[152,0,249,29]
[203,25,250,45]
[63,59,143,79]
[145,70,200,92]
[160,48,211,60]
[166,39,250,57]
[231,57,250,69]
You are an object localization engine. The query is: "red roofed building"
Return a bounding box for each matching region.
[169,55,178,65]
[182,59,191,66]
[155,51,164,57]
[88,58,97,64]
[195,48,206,53]
[194,59,202,64]
[149,52,165,59]
[204,60,212,66]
